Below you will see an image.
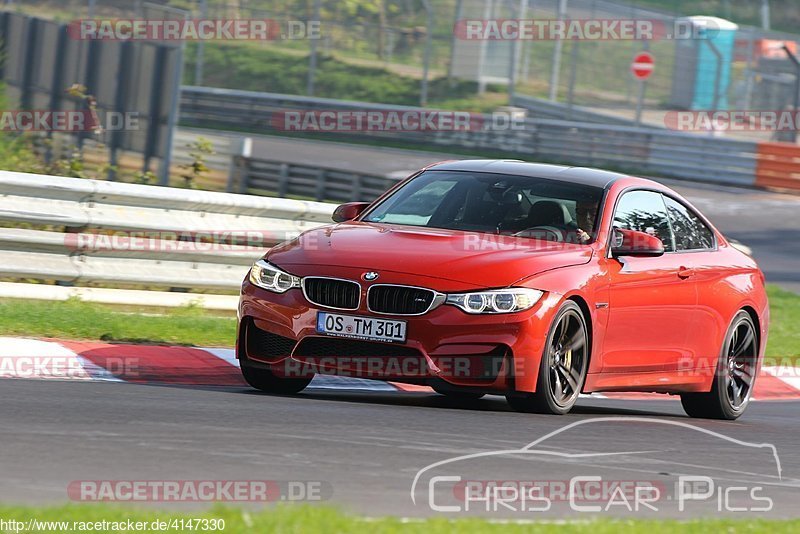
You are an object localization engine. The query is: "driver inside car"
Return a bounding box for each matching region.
[570,199,599,243]
[513,198,599,244]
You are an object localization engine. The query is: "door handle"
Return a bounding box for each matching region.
[677,266,695,279]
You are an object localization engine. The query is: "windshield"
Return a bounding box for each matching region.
[362,170,604,244]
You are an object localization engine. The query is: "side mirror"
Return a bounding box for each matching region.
[610,228,665,258]
[332,202,370,223]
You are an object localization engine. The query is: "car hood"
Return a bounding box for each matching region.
[267,222,593,288]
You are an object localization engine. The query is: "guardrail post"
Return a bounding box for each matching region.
[144,46,167,179]
[277,163,290,197]
[108,41,134,181]
[20,17,39,112]
[352,174,363,202]
[45,26,68,166]
[158,42,185,186]
[315,169,327,201]
[227,137,252,193]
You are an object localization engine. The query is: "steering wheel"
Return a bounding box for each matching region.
[512,225,565,242]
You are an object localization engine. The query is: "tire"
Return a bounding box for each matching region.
[681,311,758,420]
[506,300,589,415]
[240,361,313,394]
[432,385,485,401]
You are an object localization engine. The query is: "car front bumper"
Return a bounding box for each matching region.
[237,278,561,393]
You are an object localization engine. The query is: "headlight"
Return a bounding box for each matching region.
[445,288,543,314]
[248,260,301,293]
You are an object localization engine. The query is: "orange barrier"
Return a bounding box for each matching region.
[755,142,800,191]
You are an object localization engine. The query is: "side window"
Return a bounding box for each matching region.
[613,190,674,252]
[663,196,715,251]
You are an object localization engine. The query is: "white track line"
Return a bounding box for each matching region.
[201,347,399,391]
[0,337,91,380]
[763,365,800,391]
[2,339,798,399]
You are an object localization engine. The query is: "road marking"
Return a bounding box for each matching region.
[0,337,91,380]
[763,366,800,395]
[0,338,798,400]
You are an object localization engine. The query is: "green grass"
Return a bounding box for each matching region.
[0,298,236,347]
[0,504,799,533]
[0,86,47,175]
[0,284,798,364]
[765,285,800,365]
[183,43,505,109]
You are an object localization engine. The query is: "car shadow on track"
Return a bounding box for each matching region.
[232,387,687,418]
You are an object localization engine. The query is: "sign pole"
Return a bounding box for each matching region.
[635,80,646,125]
[630,51,655,126]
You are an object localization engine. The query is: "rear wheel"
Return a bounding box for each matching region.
[506,301,589,415]
[240,361,313,394]
[681,311,758,420]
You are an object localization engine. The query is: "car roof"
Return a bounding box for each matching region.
[426,159,640,189]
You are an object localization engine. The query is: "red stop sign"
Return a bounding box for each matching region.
[631,52,655,80]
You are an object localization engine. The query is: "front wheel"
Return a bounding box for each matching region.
[506,301,589,415]
[241,362,313,394]
[681,311,758,420]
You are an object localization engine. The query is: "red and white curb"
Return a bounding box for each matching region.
[1,337,799,401]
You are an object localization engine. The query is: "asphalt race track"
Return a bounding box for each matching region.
[2,137,799,520]
[1,379,799,519]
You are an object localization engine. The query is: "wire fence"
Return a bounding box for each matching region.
[481,0,800,134]
[7,0,800,140]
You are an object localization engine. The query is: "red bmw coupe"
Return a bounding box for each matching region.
[237,160,769,419]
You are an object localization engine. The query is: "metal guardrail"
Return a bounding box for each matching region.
[180,86,771,191]
[229,156,397,203]
[0,171,336,305]
[510,94,641,126]
[0,147,793,310]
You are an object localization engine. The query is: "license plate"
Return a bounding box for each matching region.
[316,312,407,344]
